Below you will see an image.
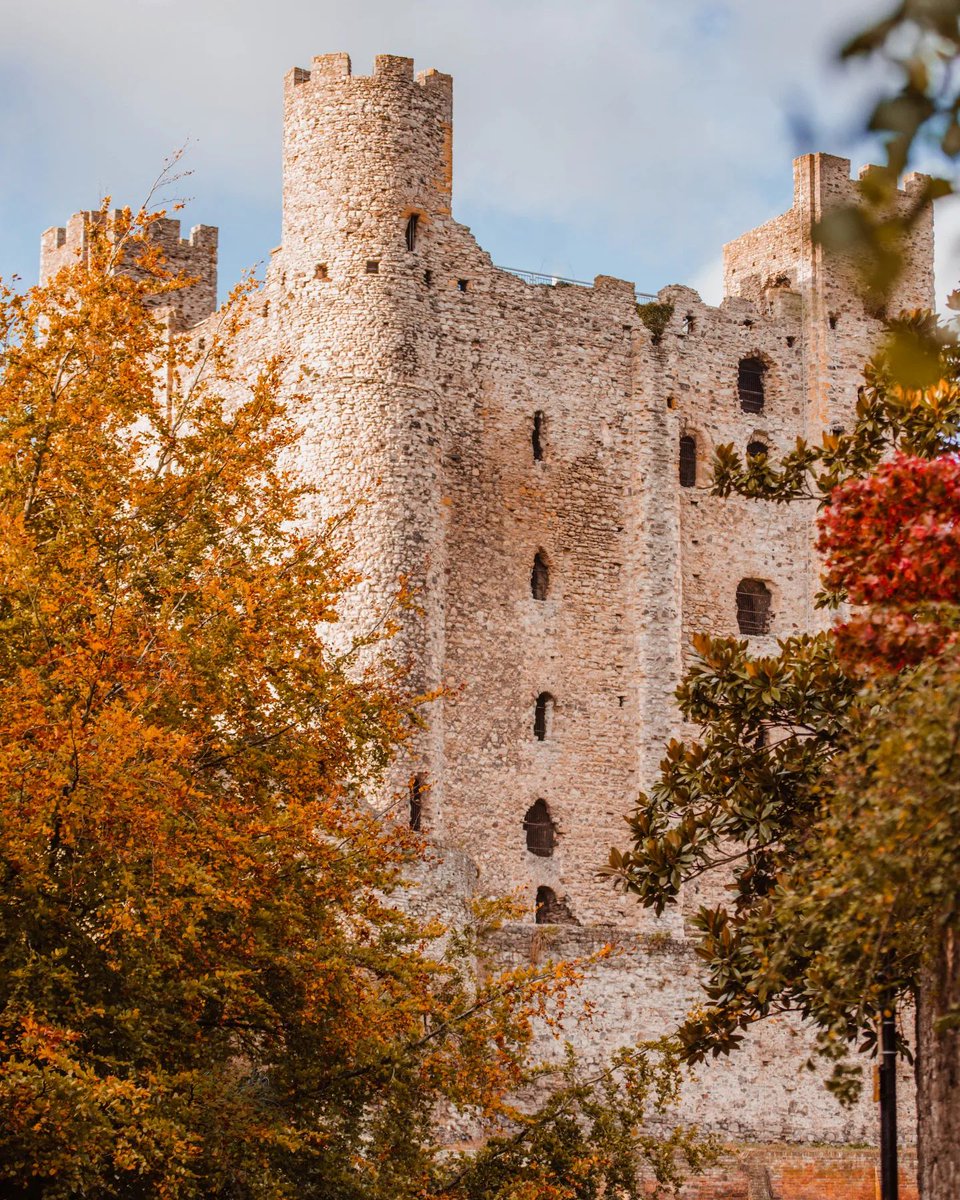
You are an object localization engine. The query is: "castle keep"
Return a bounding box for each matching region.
[42,53,935,1193]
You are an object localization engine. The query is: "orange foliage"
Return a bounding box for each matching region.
[0,207,618,1198]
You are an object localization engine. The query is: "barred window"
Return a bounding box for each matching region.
[679,435,697,487]
[736,579,772,636]
[738,357,766,413]
[524,799,555,857]
[531,551,549,600]
[405,213,419,252]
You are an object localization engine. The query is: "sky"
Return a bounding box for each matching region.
[3,0,960,308]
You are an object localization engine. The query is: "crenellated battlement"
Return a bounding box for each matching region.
[286,51,451,95]
[792,152,930,204]
[39,209,218,329]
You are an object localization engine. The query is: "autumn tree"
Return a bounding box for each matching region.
[0,208,712,1199]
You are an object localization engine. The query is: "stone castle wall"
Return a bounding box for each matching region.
[41,51,936,1172]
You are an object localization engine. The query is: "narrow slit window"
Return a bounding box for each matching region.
[409,775,423,831]
[736,578,772,636]
[524,799,555,857]
[738,357,766,414]
[533,692,554,741]
[531,551,549,600]
[532,411,545,462]
[679,435,697,487]
[405,213,419,252]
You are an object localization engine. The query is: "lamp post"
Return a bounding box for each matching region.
[879,997,898,1200]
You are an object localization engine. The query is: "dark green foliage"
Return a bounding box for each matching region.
[603,632,862,1068]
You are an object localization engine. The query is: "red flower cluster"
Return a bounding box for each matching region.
[817,453,960,671]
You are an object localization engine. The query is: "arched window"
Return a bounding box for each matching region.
[524,799,555,857]
[532,410,545,462]
[533,692,554,741]
[746,440,768,459]
[736,579,772,636]
[535,887,556,924]
[405,213,419,252]
[535,886,576,925]
[531,552,549,600]
[409,775,424,831]
[679,435,697,487]
[738,357,766,414]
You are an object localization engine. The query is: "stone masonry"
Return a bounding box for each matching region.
[41,53,936,1193]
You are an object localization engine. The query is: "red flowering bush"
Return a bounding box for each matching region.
[818,452,960,671]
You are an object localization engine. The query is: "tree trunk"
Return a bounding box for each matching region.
[916,924,960,1198]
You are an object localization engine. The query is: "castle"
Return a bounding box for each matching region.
[41,53,935,1196]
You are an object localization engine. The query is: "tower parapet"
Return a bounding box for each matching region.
[281,52,453,268]
[40,210,218,328]
[723,152,933,311]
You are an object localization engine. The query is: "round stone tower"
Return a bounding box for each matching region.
[272,54,454,827]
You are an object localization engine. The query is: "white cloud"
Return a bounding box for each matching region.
[0,0,944,301]
[689,254,724,307]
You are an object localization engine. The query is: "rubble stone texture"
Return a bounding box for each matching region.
[40,53,936,1194]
